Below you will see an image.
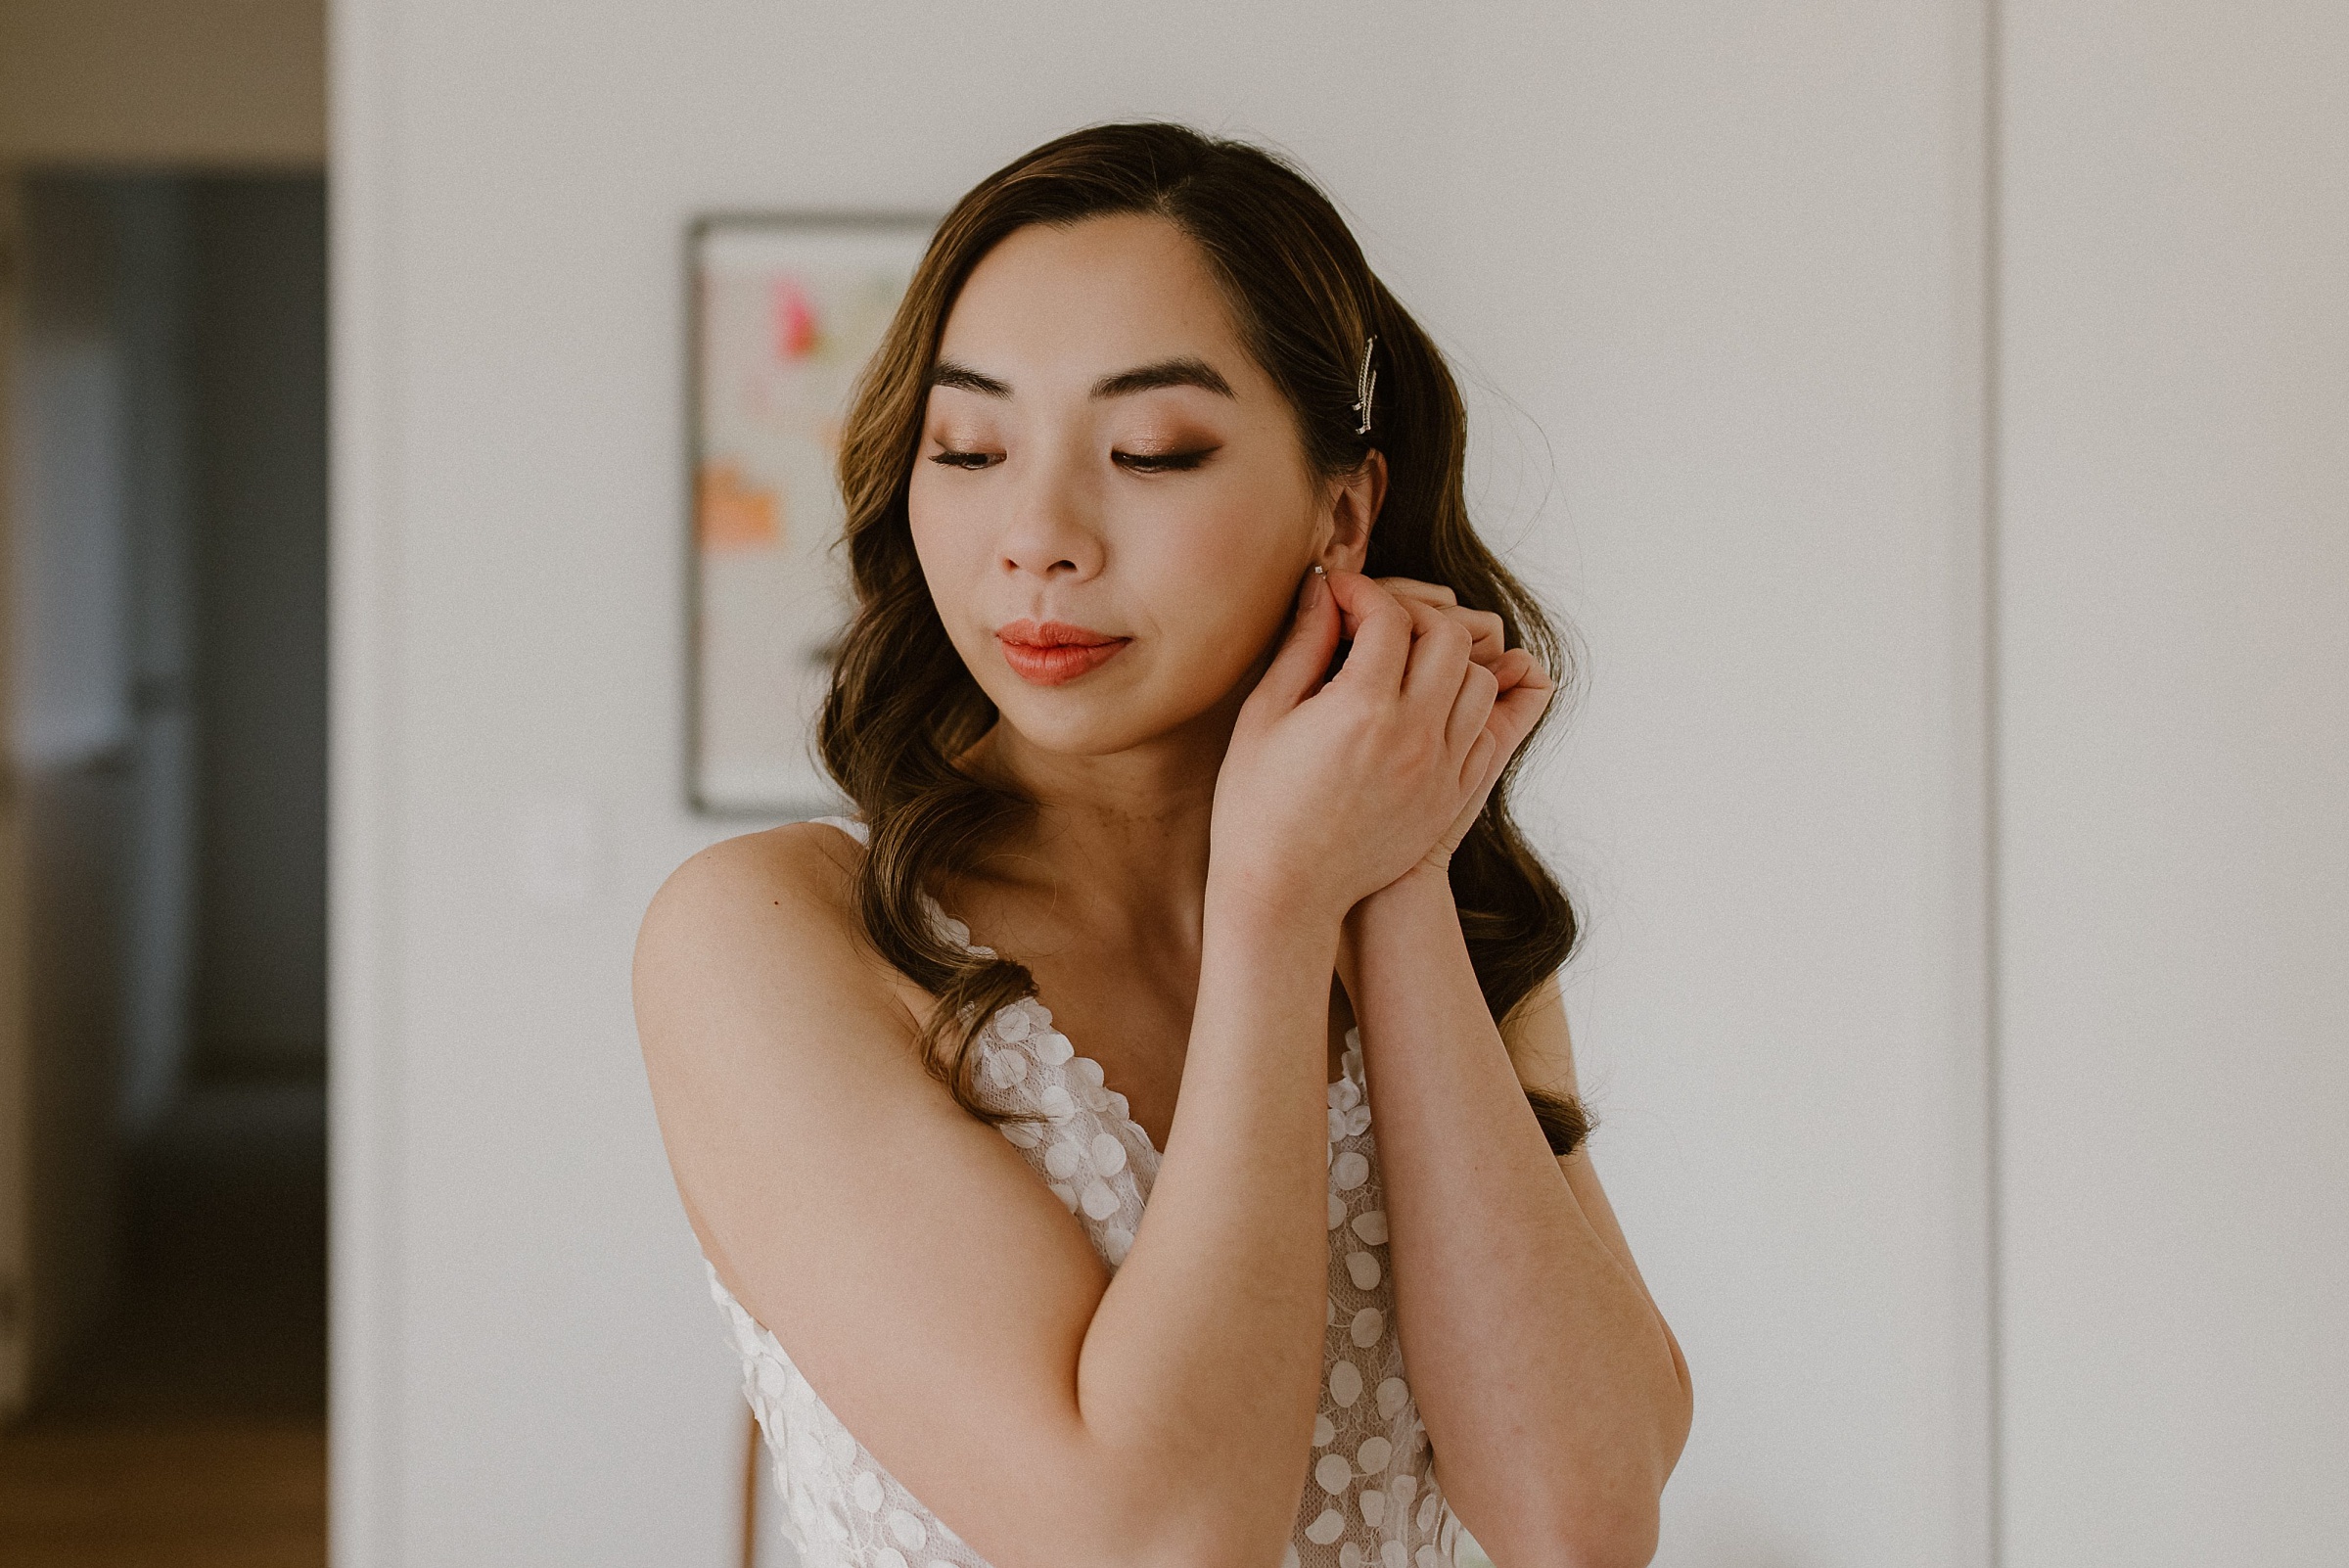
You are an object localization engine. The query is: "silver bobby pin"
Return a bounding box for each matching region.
[1353,335,1378,437]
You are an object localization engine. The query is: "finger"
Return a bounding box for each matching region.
[1407,598,1501,666]
[1372,576,1458,609]
[1465,653,1555,793]
[1326,567,1398,643]
[1400,599,1476,711]
[1479,674,1555,769]
[1380,583,1501,666]
[1451,607,1505,667]
[1251,570,1343,711]
[1321,570,1413,691]
[1445,659,1500,759]
[1489,675,1553,746]
[1413,604,1503,669]
[1459,727,1500,795]
[1487,646,1544,694]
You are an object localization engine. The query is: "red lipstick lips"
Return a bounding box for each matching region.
[995,620,1130,686]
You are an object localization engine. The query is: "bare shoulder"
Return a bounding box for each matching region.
[636,818,867,967]
[629,818,1122,1559]
[633,820,900,1052]
[630,817,934,1256]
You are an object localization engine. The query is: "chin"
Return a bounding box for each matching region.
[991,690,1179,757]
[981,668,1230,761]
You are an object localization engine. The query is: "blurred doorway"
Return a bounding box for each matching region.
[0,6,330,1562]
[0,169,329,1564]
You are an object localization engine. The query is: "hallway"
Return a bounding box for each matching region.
[0,1081,326,1566]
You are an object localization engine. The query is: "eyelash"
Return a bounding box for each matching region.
[926,447,1217,474]
[1120,448,1214,474]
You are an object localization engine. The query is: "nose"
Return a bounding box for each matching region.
[996,446,1104,583]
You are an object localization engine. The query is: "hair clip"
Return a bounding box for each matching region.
[1352,335,1378,437]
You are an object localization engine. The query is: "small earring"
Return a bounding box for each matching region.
[1311,564,1327,576]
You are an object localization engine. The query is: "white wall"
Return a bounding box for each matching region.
[1434,8,1992,1563]
[333,3,1991,1563]
[1997,2,2349,1560]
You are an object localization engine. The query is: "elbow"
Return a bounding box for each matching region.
[1108,1479,1300,1568]
[1547,1503,1661,1568]
[1493,1352,1688,1568]
[1468,1483,1660,1568]
[1520,1465,1667,1568]
[1559,1405,1686,1568]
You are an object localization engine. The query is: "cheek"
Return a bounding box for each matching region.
[904,467,947,568]
[905,475,986,620]
[904,490,1018,698]
[1126,483,1311,682]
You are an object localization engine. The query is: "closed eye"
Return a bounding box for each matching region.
[928,448,1001,471]
[1114,446,1219,474]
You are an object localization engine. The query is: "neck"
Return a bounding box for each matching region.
[965,689,1245,947]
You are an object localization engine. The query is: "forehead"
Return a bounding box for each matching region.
[938,213,1258,387]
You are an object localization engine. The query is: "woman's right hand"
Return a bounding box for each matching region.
[1212,568,1499,924]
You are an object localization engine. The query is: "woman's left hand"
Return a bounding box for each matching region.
[1366,576,1554,873]
[1333,576,1553,1007]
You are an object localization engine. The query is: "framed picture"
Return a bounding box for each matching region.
[686,212,935,815]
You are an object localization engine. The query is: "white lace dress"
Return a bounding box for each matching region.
[705,815,1470,1568]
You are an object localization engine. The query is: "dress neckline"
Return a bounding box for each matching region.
[920,894,1364,1170]
[806,814,1361,1168]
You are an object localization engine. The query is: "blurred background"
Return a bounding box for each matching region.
[0,2,2342,1566]
[0,2,329,1564]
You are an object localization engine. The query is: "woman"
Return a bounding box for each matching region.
[635,122,1691,1568]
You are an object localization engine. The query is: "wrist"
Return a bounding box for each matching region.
[1205,862,1349,946]
[1373,858,1457,907]
[1349,860,1458,940]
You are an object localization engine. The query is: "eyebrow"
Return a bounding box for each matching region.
[1091,356,1236,399]
[927,355,1237,401]
[930,359,1010,396]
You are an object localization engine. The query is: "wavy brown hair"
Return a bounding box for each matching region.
[817,122,1590,1156]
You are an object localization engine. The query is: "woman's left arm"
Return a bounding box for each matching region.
[1342,868,1692,1568]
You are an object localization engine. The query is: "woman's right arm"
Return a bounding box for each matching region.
[632,571,1491,1568]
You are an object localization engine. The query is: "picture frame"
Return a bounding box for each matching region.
[684,211,936,816]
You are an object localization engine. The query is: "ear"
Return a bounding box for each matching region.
[1313,449,1388,575]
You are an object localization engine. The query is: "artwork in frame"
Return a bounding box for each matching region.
[687,213,934,815]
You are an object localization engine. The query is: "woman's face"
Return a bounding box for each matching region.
[907,212,1359,760]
